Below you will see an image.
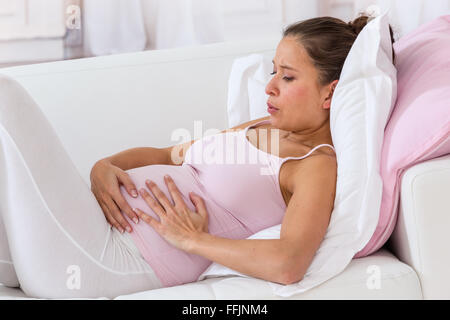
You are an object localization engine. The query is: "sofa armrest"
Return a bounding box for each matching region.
[387,154,450,299]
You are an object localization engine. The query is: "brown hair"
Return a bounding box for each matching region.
[283,13,396,87]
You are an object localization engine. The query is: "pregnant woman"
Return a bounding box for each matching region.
[0,14,395,298]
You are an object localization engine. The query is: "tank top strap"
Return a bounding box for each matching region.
[278,144,336,165]
[242,119,336,164]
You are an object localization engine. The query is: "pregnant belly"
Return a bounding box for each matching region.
[118,164,250,287]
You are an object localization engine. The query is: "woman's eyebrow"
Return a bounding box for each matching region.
[272,60,299,72]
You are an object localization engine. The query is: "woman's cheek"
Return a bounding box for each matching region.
[285,86,307,105]
[294,85,309,98]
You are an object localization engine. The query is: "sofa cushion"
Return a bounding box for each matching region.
[0,249,422,300]
[356,15,450,257]
[114,249,422,300]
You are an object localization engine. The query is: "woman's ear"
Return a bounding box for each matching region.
[322,80,339,110]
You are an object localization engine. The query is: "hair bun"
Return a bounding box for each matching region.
[348,15,370,36]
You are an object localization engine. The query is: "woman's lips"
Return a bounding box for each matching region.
[267,103,279,110]
[267,103,279,114]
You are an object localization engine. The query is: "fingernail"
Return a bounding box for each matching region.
[119,228,125,234]
[133,217,139,224]
[131,190,138,198]
[126,226,132,233]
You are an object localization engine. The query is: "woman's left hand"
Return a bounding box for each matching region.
[134,175,209,252]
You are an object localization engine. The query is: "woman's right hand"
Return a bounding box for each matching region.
[90,159,140,233]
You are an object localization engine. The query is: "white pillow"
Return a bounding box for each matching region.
[199,10,397,297]
[226,53,274,128]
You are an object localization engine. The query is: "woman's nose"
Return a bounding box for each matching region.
[265,78,279,96]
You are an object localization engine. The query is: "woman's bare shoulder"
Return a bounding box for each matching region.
[285,153,337,196]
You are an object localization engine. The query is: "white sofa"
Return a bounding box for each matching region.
[0,38,449,300]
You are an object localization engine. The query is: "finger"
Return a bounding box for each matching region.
[103,196,133,233]
[118,171,139,199]
[163,175,188,211]
[144,180,174,212]
[134,208,161,231]
[92,186,118,228]
[112,189,140,224]
[139,187,166,218]
[99,200,125,234]
[190,192,208,219]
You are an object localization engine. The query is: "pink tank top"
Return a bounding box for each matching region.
[121,120,335,287]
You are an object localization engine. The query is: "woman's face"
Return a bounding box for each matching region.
[266,36,337,133]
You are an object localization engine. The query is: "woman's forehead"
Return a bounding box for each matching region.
[274,37,311,68]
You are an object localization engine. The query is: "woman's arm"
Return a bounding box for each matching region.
[136,155,337,285]
[103,147,174,170]
[189,234,292,285]
[188,155,337,285]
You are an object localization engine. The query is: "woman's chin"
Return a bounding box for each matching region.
[268,114,277,124]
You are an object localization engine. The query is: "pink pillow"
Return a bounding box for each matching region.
[356,15,450,258]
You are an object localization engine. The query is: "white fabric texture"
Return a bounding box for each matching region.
[119,249,421,300]
[200,11,397,297]
[141,0,225,50]
[84,0,225,53]
[226,53,273,129]
[0,75,162,298]
[83,0,147,56]
[0,212,18,287]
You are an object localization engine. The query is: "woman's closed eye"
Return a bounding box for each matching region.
[270,71,294,82]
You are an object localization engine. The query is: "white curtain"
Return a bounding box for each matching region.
[82,0,450,56]
[353,0,450,38]
[83,0,147,56]
[140,0,224,50]
[83,0,224,56]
